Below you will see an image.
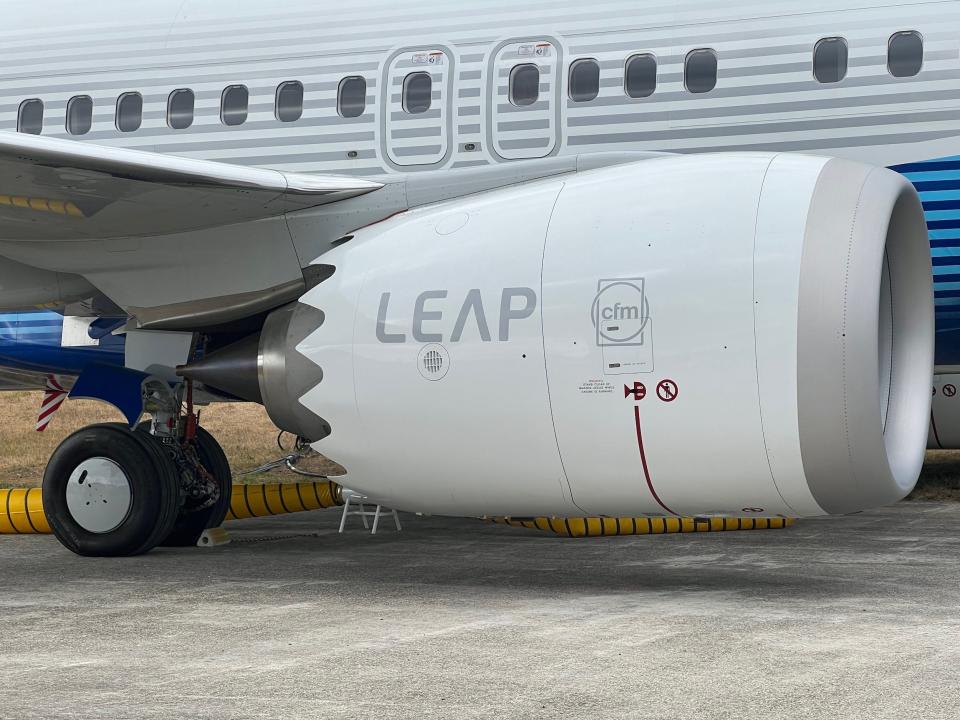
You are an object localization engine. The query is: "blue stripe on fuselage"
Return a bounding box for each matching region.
[0,311,124,375]
[892,155,960,365]
[0,312,64,347]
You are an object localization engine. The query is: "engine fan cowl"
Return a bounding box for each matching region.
[274,153,934,518]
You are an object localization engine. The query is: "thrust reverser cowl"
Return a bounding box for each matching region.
[286,153,933,518]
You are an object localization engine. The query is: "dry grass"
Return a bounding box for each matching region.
[0,391,343,488]
[908,450,960,501]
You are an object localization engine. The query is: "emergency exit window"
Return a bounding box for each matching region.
[509,64,540,106]
[402,72,432,114]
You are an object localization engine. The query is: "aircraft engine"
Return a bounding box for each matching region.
[181,153,934,519]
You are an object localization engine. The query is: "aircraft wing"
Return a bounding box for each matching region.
[0,132,382,240]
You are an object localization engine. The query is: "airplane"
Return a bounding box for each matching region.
[0,309,125,429]
[0,0,955,556]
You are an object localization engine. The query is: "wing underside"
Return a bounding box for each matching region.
[0,132,381,241]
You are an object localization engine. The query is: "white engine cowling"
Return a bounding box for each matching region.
[290,153,932,518]
[929,373,960,448]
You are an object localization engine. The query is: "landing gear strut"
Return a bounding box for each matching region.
[42,381,232,557]
[143,423,232,547]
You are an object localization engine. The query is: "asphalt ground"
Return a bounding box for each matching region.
[1,502,959,720]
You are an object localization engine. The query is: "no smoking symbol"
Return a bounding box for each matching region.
[657,379,679,403]
[945,384,957,398]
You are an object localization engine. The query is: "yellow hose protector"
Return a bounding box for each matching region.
[489,515,796,537]
[0,488,52,534]
[2,483,790,538]
[0,481,343,534]
[225,480,343,520]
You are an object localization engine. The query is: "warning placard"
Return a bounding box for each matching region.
[578,379,614,395]
[657,379,679,403]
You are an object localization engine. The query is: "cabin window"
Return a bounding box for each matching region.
[168,89,195,129]
[813,37,848,83]
[402,72,433,114]
[66,96,93,135]
[338,76,367,118]
[116,93,142,133]
[624,54,657,98]
[569,58,600,102]
[17,99,43,135]
[275,81,304,122]
[221,85,249,126]
[685,49,718,93]
[888,31,923,77]
[509,64,540,106]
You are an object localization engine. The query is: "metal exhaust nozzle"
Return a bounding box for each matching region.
[177,333,262,403]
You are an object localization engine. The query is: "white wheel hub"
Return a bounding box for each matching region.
[65,457,133,533]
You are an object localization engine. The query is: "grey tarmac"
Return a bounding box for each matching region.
[1,502,959,720]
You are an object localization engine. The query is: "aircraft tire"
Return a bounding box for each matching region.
[135,423,233,547]
[42,424,181,557]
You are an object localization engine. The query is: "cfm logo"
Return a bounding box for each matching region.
[591,279,650,347]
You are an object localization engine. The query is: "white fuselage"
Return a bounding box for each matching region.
[3,0,958,174]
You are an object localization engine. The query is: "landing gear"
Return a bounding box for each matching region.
[42,381,233,557]
[42,424,181,556]
[142,424,233,547]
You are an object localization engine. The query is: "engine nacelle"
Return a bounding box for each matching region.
[194,154,935,518]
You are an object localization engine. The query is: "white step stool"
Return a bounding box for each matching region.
[338,490,401,535]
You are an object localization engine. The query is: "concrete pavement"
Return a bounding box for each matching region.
[1,502,959,719]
